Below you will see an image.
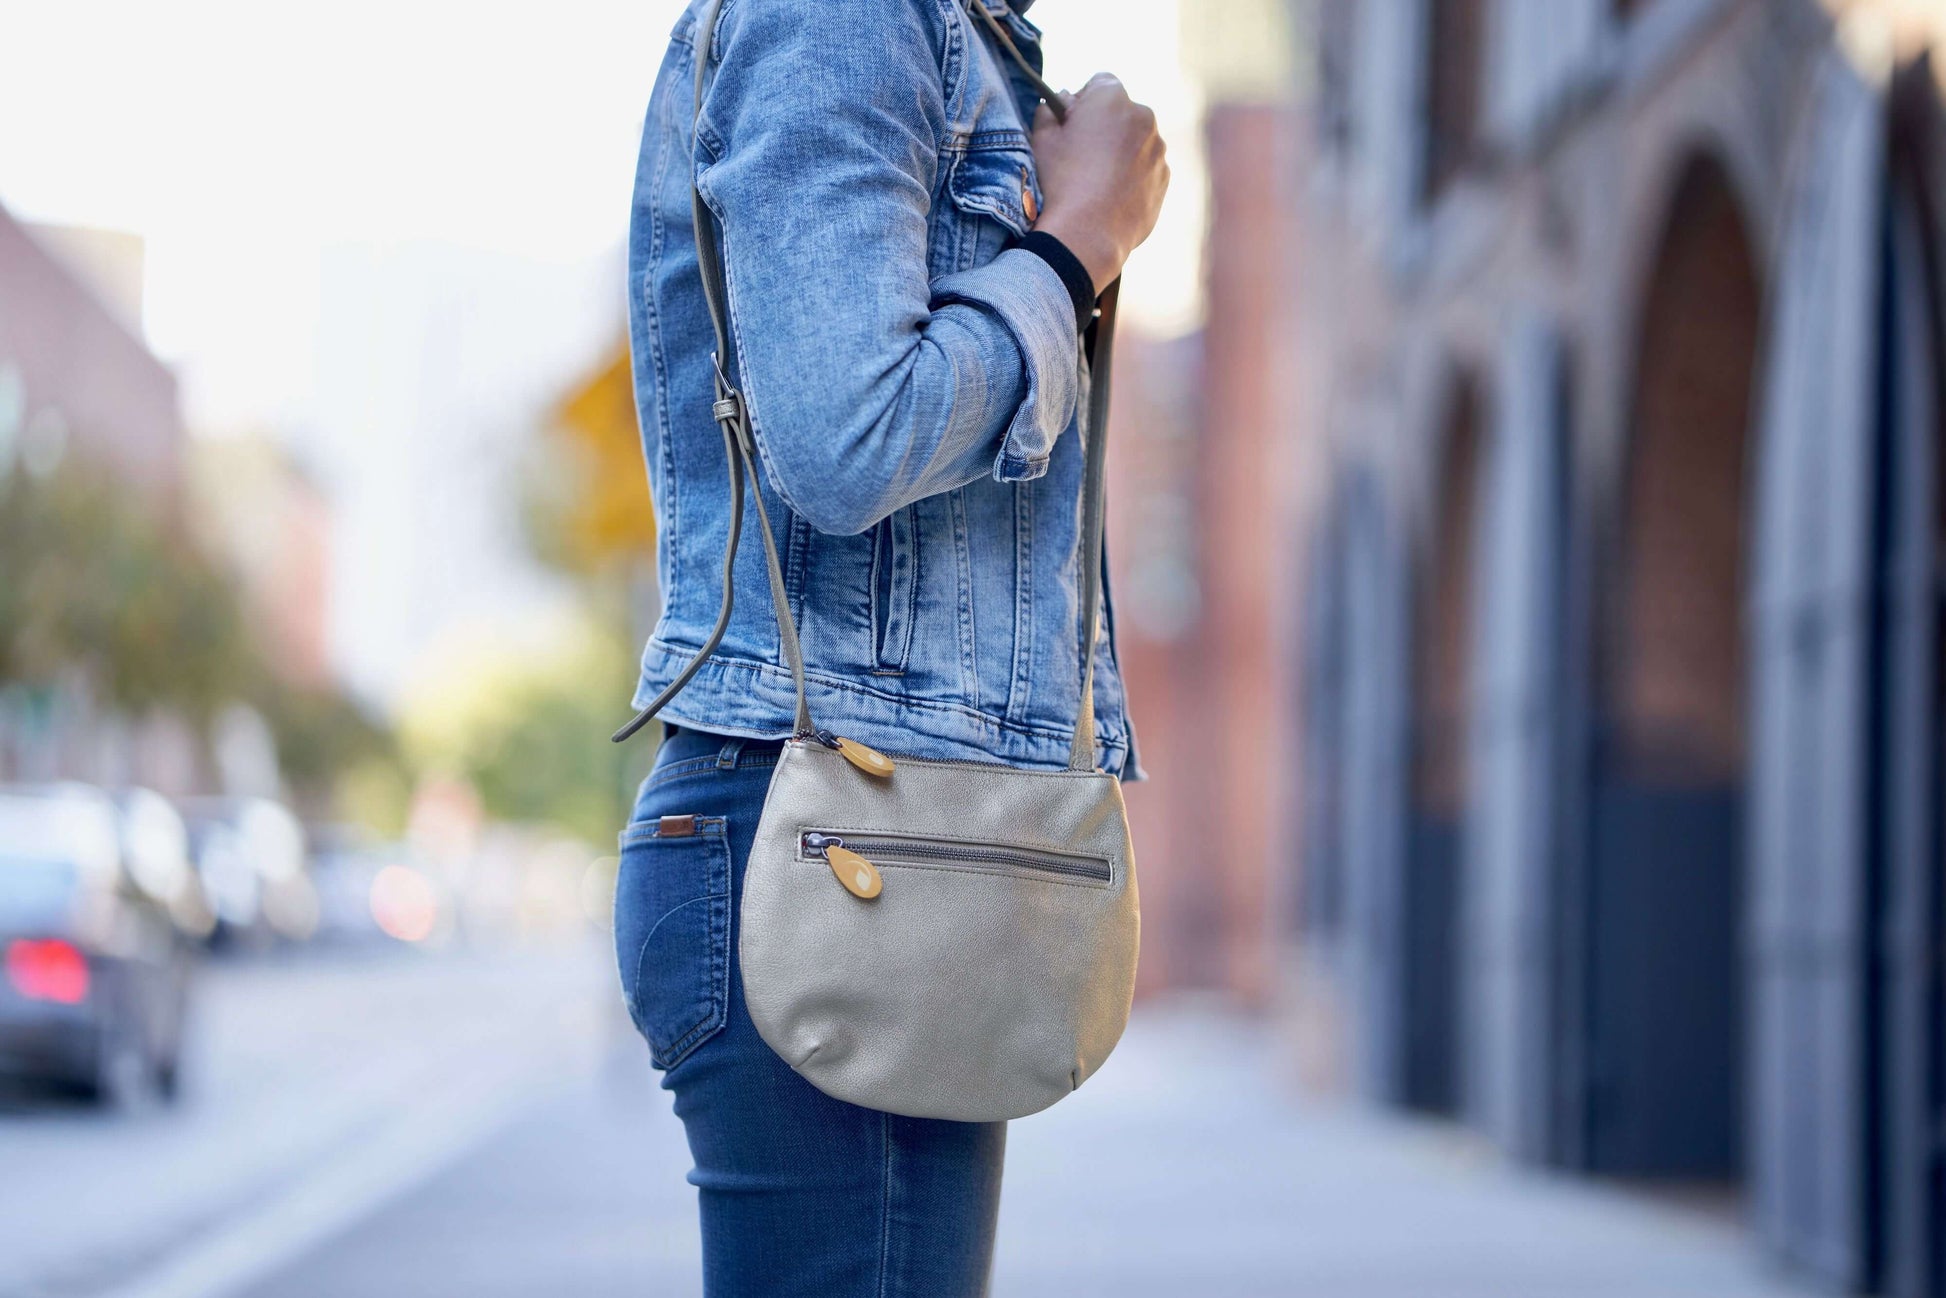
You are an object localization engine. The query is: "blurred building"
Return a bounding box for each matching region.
[307,241,608,707]
[1293,1,1946,1293]
[1105,0,1307,1004]
[0,204,196,789]
[191,436,335,689]
[0,203,182,497]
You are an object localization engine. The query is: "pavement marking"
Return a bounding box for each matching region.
[89,1011,601,1298]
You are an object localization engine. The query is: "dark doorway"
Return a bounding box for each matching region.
[1421,0,1487,205]
[1582,155,1762,1180]
[1876,84,1946,1297]
[1405,374,1486,1116]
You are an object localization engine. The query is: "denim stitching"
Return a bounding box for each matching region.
[868,516,886,668]
[645,42,682,607]
[900,506,921,672]
[630,893,714,1058]
[876,1110,892,1298]
[787,514,811,657]
[950,488,980,705]
[1008,478,1033,721]
[927,0,965,133]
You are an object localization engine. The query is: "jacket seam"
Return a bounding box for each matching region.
[950,489,980,706]
[1008,479,1034,721]
[646,42,682,614]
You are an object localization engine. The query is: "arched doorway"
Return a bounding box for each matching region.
[1583,153,1763,1180]
[1405,373,1487,1116]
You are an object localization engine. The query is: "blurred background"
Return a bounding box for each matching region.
[2,0,1943,1295]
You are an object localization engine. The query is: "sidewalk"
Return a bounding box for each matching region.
[993,1006,1815,1297]
[244,997,1822,1298]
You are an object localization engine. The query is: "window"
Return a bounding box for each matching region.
[1422,0,1487,204]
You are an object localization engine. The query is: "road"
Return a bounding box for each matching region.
[0,945,1822,1298]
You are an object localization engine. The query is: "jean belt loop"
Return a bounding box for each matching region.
[715,737,746,770]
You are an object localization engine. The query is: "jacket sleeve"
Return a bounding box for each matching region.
[693,0,1081,536]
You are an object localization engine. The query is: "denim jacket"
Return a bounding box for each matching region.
[626,0,1138,778]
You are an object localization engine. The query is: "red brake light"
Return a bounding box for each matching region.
[5,939,90,1005]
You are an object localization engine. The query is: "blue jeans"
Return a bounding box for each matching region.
[615,726,1006,1297]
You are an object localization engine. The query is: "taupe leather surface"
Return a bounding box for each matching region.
[744,740,1140,1121]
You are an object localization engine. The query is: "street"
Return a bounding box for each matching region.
[0,945,1822,1298]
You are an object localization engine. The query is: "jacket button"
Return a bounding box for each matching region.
[1021,169,1038,223]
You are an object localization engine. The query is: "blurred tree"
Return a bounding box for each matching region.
[527,346,657,578]
[510,342,661,839]
[254,682,398,818]
[399,624,639,846]
[0,459,399,817]
[0,463,258,721]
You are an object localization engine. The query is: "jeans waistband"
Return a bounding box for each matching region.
[659,724,788,772]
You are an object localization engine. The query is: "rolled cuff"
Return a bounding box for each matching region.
[931,247,1081,484]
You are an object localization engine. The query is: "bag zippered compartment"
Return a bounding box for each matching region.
[799,830,1112,885]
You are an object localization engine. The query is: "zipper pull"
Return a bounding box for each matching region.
[812,730,895,777]
[806,834,883,900]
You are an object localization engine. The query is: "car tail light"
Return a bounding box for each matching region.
[5,939,90,1005]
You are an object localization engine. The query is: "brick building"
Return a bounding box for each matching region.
[0,203,182,496]
[1103,11,1307,1005]
[0,202,195,788]
[1294,1,1946,1292]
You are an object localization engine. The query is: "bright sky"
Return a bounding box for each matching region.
[0,0,1207,699]
[0,0,1204,419]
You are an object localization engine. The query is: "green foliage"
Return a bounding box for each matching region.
[0,464,261,720]
[0,461,398,816]
[255,682,398,813]
[403,626,648,847]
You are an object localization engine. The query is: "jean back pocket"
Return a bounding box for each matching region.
[614,814,731,1069]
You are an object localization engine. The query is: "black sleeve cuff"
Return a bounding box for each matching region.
[1011,230,1097,333]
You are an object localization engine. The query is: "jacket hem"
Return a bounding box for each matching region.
[632,637,1140,780]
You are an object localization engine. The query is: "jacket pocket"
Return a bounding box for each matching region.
[937,139,1039,270]
[614,815,731,1069]
[870,506,919,674]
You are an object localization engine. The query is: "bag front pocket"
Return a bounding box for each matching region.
[615,815,731,1069]
[799,828,1112,886]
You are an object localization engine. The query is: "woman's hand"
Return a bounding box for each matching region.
[1029,74,1170,290]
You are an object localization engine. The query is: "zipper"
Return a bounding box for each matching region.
[800,830,1111,884]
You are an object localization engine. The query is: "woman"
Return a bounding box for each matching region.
[612,0,1167,1293]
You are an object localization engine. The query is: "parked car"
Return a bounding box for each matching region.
[0,784,195,1103]
[305,825,391,946]
[116,787,216,942]
[180,797,315,949]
